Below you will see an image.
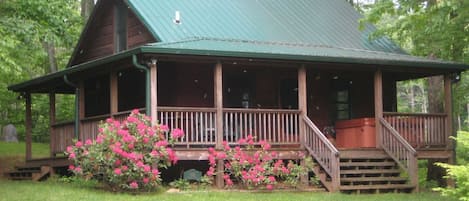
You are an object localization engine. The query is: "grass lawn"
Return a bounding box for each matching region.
[0,179,457,201]
[0,141,50,175]
[0,141,50,158]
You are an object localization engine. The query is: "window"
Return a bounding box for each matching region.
[84,75,110,117]
[118,69,145,111]
[332,79,351,120]
[114,1,127,52]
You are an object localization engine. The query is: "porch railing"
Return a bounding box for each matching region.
[379,117,418,188]
[302,115,340,192]
[80,115,108,142]
[383,112,448,148]
[157,107,217,147]
[50,121,75,154]
[223,108,301,145]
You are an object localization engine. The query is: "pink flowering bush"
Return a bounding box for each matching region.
[207,135,312,190]
[66,109,183,192]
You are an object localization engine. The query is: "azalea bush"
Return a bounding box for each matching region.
[66,109,184,192]
[207,135,313,190]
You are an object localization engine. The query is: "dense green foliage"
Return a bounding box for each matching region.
[0,0,82,141]
[434,131,469,200]
[363,0,469,130]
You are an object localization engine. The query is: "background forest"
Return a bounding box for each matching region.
[0,0,468,142]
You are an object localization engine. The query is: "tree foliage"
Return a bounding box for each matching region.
[0,0,83,141]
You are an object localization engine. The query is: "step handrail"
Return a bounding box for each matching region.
[379,117,418,189]
[302,115,340,191]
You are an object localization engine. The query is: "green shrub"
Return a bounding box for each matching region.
[435,132,469,200]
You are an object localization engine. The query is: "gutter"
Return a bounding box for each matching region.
[132,55,151,116]
[63,75,80,139]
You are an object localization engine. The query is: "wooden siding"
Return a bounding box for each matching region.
[127,11,156,49]
[72,4,115,65]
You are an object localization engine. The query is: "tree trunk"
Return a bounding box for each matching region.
[426,75,446,186]
[42,41,58,73]
[81,0,95,21]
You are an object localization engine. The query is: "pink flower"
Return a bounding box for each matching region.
[222,141,230,150]
[143,137,150,144]
[167,148,178,164]
[127,116,138,123]
[74,166,82,173]
[106,118,114,124]
[159,124,169,132]
[266,184,274,190]
[132,109,140,115]
[98,127,104,133]
[68,153,76,159]
[136,161,144,168]
[171,128,184,139]
[114,159,121,166]
[66,146,73,153]
[225,162,231,169]
[96,135,104,144]
[155,140,168,148]
[113,121,120,128]
[127,143,134,150]
[238,138,246,145]
[129,181,138,189]
[217,152,227,160]
[68,165,75,171]
[226,178,234,186]
[122,165,128,171]
[143,177,149,184]
[268,176,276,183]
[75,141,83,148]
[206,166,215,176]
[85,139,92,146]
[152,169,159,176]
[143,165,151,173]
[114,168,122,175]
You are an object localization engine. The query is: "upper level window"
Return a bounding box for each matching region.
[115,1,127,52]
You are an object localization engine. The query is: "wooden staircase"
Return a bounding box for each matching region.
[4,165,52,181]
[338,149,415,193]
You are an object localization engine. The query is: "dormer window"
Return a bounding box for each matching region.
[114,1,127,52]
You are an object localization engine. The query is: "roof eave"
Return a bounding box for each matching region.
[139,46,469,71]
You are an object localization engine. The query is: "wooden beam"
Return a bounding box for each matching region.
[110,72,118,116]
[78,81,85,140]
[150,61,158,125]
[298,65,307,148]
[444,74,453,151]
[25,93,32,161]
[49,92,56,157]
[374,70,383,148]
[214,61,224,188]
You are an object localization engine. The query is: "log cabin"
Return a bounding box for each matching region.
[7,0,469,193]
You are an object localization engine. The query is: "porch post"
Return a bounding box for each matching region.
[110,72,118,116]
[150,61,158,125]
[374,70,383,148]
[49,92,56,157]
[298,65,307,149]
[214,61,224,188]
[25,93,32,161]
[444,74,453,150]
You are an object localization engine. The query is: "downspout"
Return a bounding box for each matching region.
[63,75,80,139]
[132,55,151,116]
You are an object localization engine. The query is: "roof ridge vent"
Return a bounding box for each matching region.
[173,11,181,24]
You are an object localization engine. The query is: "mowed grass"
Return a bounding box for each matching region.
[0,141,50,158]
[0,141,457,201]
[0,141,50,174]
[0,179,457,201]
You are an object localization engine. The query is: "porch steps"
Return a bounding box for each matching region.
[4,165,52,181]
[338,149,415,193]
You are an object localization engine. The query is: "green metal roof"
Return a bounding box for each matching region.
[127,0,404,54]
